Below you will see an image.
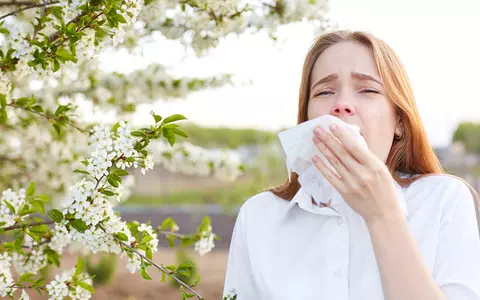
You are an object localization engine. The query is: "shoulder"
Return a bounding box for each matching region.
[406,174,476,223]
[407,174,473,196]
[236,190,290,224]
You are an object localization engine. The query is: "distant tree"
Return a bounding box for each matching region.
[452,122,480,154]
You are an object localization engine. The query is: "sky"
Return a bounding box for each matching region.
[99,0,480,148]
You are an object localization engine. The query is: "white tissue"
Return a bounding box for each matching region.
[277,115,368,205]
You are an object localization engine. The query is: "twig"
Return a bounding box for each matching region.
[0,1,59,21]
[22,239,50,248]
[6,103,92,135]
[98,224,203,299]
[32,0,49,40]
[4,220,55,231]
[120,240,204,300]
[157,230,186,239]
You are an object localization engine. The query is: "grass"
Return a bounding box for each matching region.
[122,182,270,208]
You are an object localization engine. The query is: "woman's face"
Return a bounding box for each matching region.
[307,41,401,163]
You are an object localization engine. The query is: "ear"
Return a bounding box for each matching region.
[394,114,403,136]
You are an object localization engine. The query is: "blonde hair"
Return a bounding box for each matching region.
[267,30,480,224]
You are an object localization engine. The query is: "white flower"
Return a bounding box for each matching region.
[19,289,29,300]
[140,154,154,175]
[126,249,145,273]
[194,232,215,256]
[0,71,12,95]
[13,247,48,275]
[0,253,14,297]
[46,274,70,299]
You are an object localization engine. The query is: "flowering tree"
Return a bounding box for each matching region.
[0,0,330,299]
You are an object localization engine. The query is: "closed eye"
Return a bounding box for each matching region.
[314,91,334,97]
[361,89,379,94]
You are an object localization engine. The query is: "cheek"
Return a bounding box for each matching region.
[307,100,331,120]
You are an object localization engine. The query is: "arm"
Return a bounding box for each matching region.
[223,206,259,300]
[367,212,448,300]
[367,182,480,300]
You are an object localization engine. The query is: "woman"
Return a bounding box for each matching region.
[222,30,480,300]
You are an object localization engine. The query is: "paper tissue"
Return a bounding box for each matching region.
[277,115,368,206]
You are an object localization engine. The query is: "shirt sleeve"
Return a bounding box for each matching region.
[434,180,480,299]
[223,205,259,300]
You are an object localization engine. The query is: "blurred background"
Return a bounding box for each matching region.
[15,0,480,298]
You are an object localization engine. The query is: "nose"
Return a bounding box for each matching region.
[331,102,356,117]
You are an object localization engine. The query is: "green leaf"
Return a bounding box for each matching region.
[26,182,35,197]
[112,169,129,177]
[29,224,48,234]
[0,93,6,108]
[142,235,153,244]
[53,59,60,72]
[100,189,115,196]
[131,130,145,137]
[151,112,162,123]
[48,209,63,223]
[0,109,8,124]
[140,266,152,280]
[160,271,166,282]
[27,231,40,243]
[77,281,95,294]
[0,27,9,35]
[70,219,87,233]
[32,104,44,113]
[173,128,188,138]
[146,247,153,260]
[45,249,60,267]
[112,13,127,24]
[161,114,187,126]
[74,169,90,175]
[19,273,36,283]
[33,194,49,202]
[31,200,45,214]
[75,256,84,277]
[107,177,119,188]
[4,200,15,214]
[112,122,120,132]
[15,97,30,107]
[15,232,24,249]
[56,48,76,62]
[114,232,128,241]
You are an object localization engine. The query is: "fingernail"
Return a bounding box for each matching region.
[330,124,338,132]
[312,155,320,162]
[314,126,324,136]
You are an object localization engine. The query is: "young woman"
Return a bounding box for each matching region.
[223,30,480,300]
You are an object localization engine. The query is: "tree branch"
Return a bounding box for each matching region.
[6,103,92,135]
[99,224,203,299]
[4,220,55,232]
[120,240,204,300]
[32,0,49,40]
[157,230,186,239]
[0,1,59,21]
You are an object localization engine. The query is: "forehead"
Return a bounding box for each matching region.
[310,41,380,83]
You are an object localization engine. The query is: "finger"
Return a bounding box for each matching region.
[313,127,362,174]
[312,135,356,183]
[312,153,346,193]
[328,124,375,166]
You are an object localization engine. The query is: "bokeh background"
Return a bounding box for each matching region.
[12,0,480,298]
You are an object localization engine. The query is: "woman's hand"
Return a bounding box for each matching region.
[311,124,403,223]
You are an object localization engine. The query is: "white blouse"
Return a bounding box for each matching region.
[222,175,480,300]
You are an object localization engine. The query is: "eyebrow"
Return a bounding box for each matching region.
[310,72,383,90]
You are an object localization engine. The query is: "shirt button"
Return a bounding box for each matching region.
[337,218,343,225]
[334,269,342,278]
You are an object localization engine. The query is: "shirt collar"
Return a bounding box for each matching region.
[280,180,409,219]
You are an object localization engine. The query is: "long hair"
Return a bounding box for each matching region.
[267,30,480,224]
